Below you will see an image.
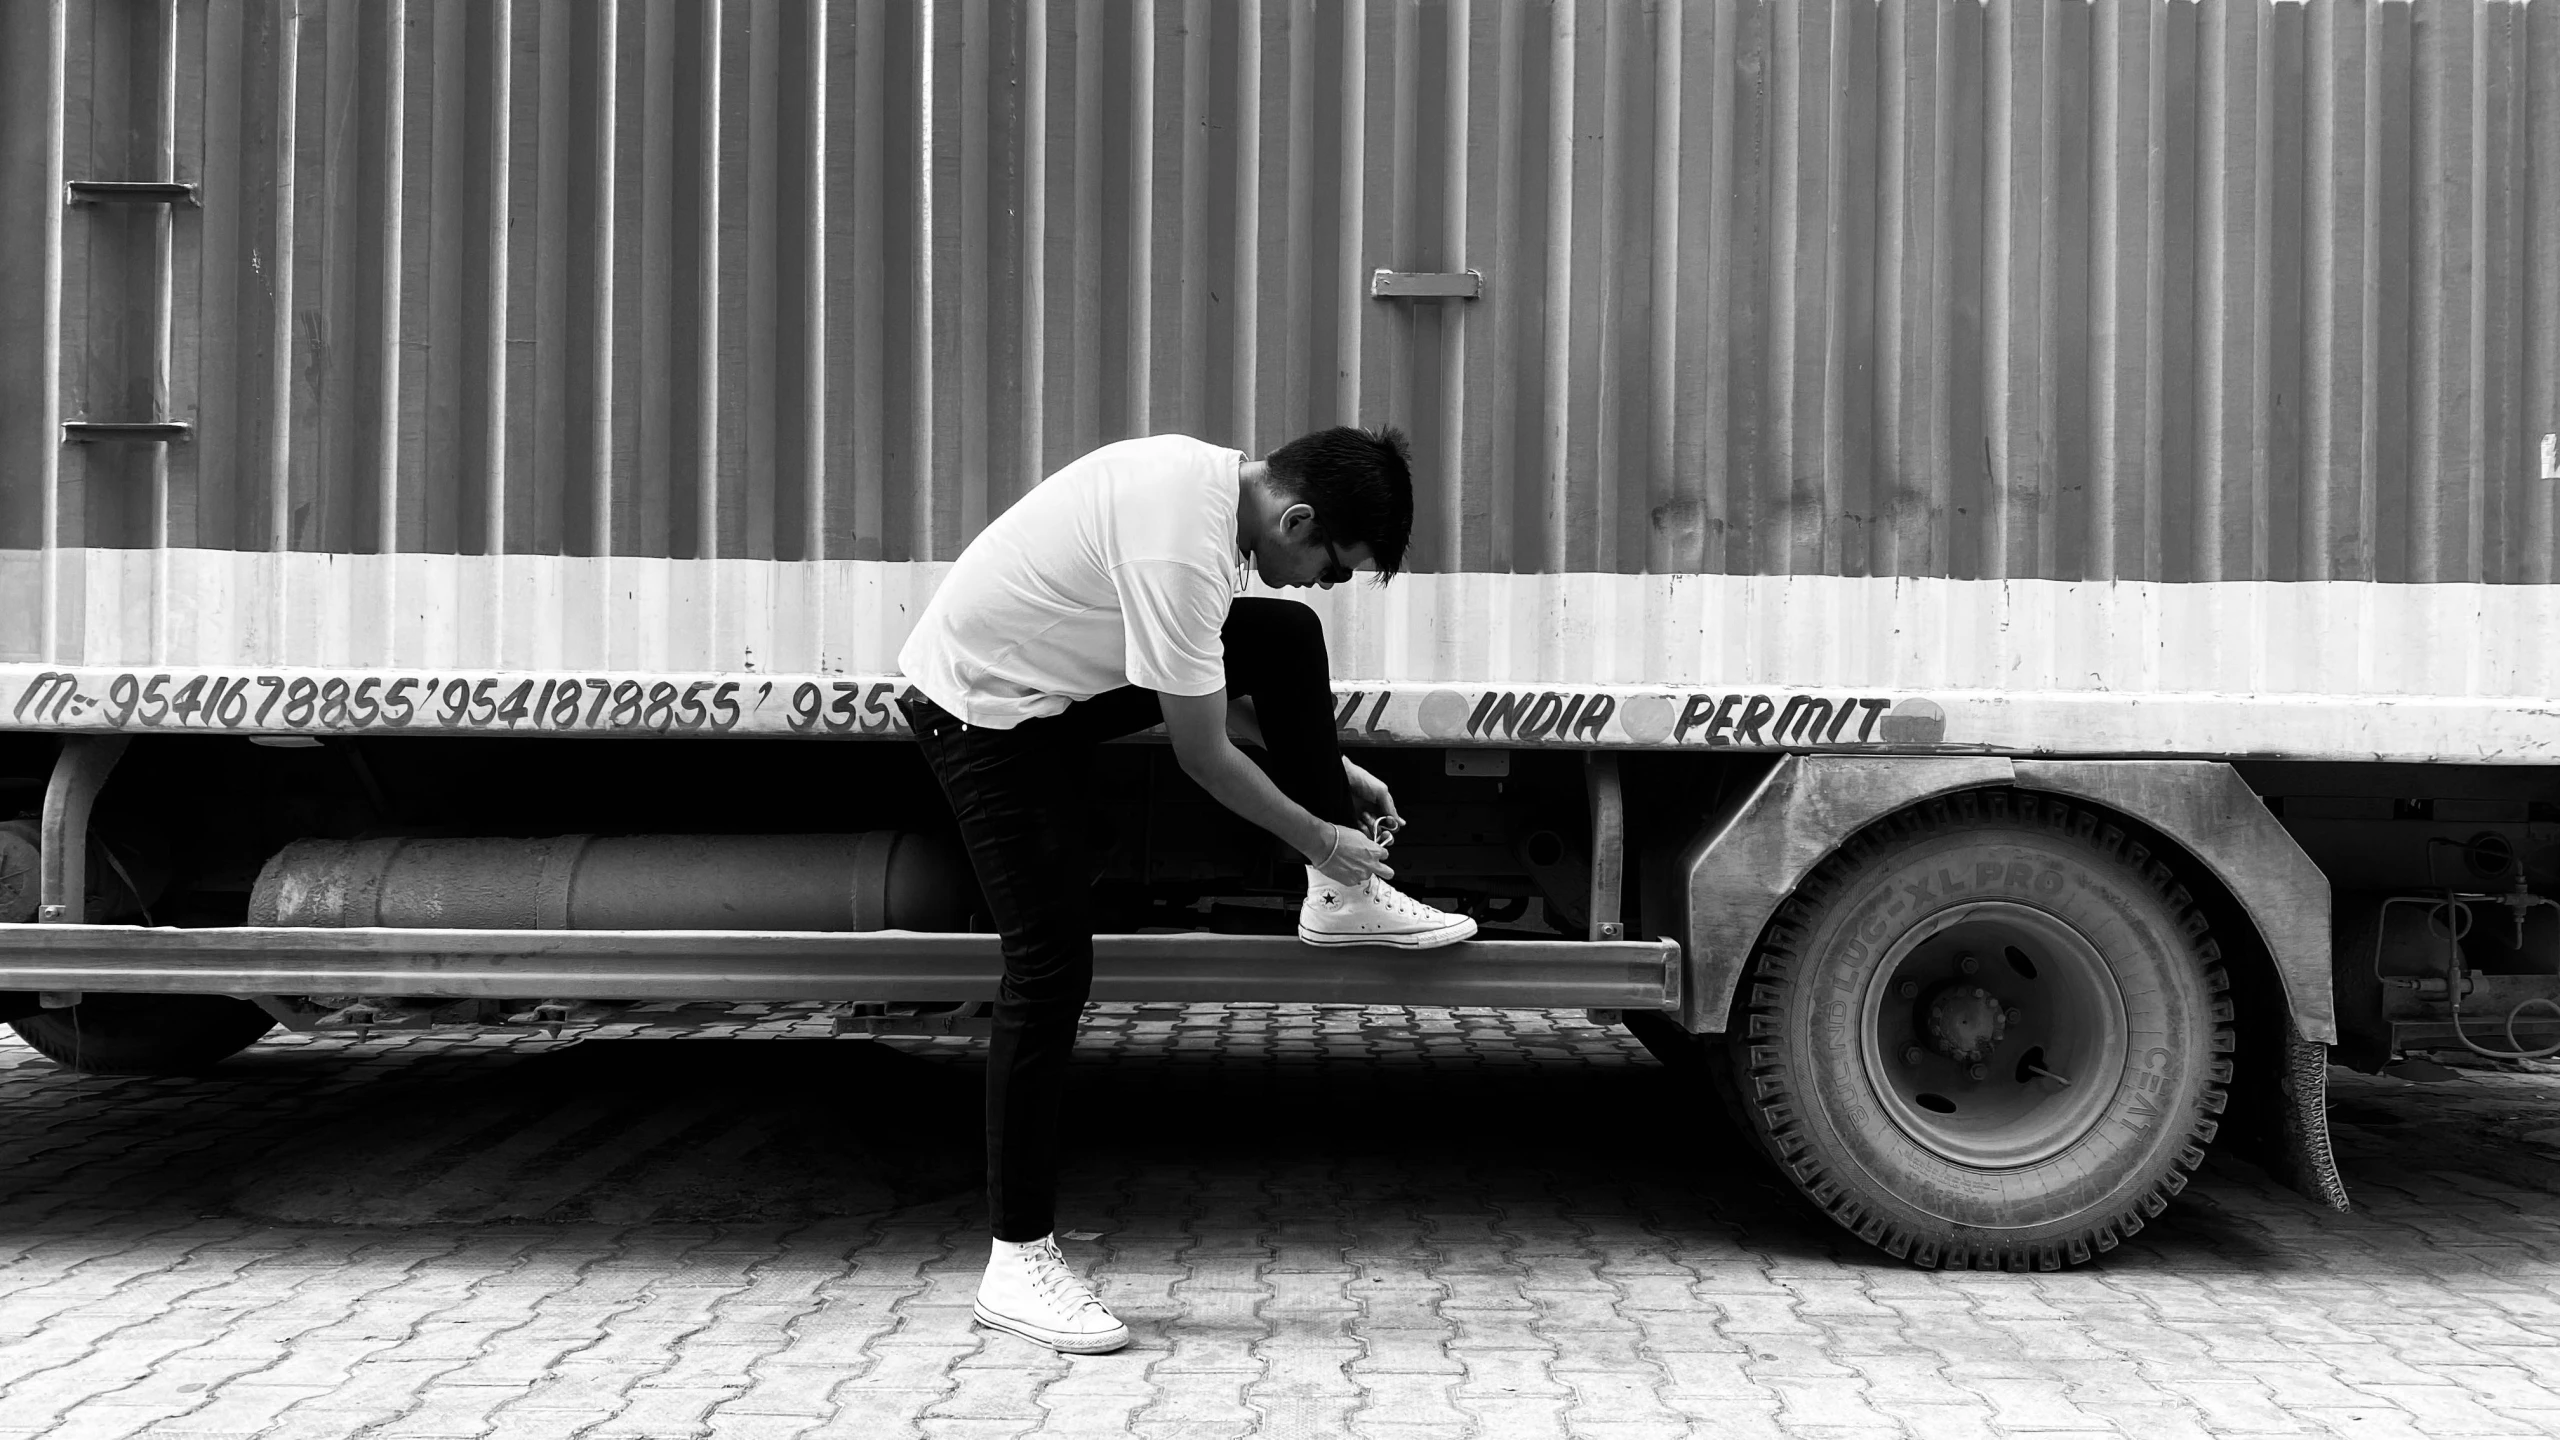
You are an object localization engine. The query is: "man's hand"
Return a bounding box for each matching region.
[1343,758,1399,831]
[1307,821,1393,887]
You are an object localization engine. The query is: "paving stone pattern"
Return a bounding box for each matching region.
[0,1002,2558,1438]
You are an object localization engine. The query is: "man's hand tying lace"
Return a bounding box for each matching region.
[1344,758,1402,839]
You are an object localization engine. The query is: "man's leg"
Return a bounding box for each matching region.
[902,697,1130,1353]
[1216,597,1476,946]
[903,704,1094,1243]
[1218,597,1359,826]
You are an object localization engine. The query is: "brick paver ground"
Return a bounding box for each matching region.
[0,1003,2557,1438]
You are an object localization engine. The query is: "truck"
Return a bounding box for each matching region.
[3,0,2555,1273]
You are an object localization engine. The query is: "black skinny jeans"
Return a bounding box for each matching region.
[900,597,1356,1242]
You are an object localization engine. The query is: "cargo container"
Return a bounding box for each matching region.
[4,0,2557,1271]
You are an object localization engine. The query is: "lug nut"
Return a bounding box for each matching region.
[1968,1063,1988,1081]
[1903,1045,1926,1065]
[1897,979,1920,999]
[1958,953,1980,975]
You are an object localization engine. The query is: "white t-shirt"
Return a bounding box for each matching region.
[898,435,1245,729]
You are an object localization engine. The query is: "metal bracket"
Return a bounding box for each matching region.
[67,180,199,206]
[318,1001,445,1034]
[38,737,129,924]
[1586,754,1625,942]
[503,999,635,1038]
[1369,269,1482,300]
[63,421,192,443]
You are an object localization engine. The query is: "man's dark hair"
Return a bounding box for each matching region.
[1263,425,1415,580]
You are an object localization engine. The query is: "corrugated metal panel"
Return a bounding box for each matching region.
[3,0,2555,622]
[9,0,932,574]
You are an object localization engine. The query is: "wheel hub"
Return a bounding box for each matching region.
[1861,902,2131,1170]
[1925,984,2007,1063]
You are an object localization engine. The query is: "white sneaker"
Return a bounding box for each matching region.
[974,1235,1131,1354]
[1297,866,1479,949]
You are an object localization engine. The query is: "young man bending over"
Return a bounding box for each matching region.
[896,426,1475,1353]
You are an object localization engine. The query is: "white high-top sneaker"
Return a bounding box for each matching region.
[974,1235,1131,1354]
[1297,866,1478,949]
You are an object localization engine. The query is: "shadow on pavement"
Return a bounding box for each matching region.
[0,1029,2546,1275]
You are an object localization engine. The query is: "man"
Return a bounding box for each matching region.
[896,426,1475,1354]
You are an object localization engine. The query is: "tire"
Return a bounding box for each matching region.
[1728,789,2233,1270]
[9,994,278,1075]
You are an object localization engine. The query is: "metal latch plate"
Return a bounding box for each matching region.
[1369,269,1482,300]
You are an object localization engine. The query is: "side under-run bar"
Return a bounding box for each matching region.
[0,926,1681,1013]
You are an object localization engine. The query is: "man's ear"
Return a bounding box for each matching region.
[1280,502,1318,537]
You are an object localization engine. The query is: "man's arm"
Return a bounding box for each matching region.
[1227,697,1402,830]
[1163,689,1391,885]
[1225,696,1266,749]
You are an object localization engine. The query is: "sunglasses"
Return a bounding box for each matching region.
[1318,535,1354,586]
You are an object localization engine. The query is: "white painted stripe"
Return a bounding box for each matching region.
[3,549,2558,763]
[8,548,2560,696]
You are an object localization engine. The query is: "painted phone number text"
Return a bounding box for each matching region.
[7,669,920,738]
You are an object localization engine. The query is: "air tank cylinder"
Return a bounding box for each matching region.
[249,833,973,933]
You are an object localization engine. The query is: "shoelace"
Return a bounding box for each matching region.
[1364,876,1439,920]
[1023,1240,1109,1318]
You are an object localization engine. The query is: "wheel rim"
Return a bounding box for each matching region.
[1858,901,2131,1170]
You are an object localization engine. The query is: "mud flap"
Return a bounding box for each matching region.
[2269,1022,2350,1212]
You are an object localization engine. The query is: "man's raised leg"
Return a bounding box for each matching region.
[1218,597,1358,824]
[1219,597,1477,949]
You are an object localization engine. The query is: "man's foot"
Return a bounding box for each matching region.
[975,1235,1131,1354]
[1298,866,1478,949]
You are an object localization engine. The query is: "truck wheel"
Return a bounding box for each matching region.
[9,994,278,1075]
[1729,790,2233,1270]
